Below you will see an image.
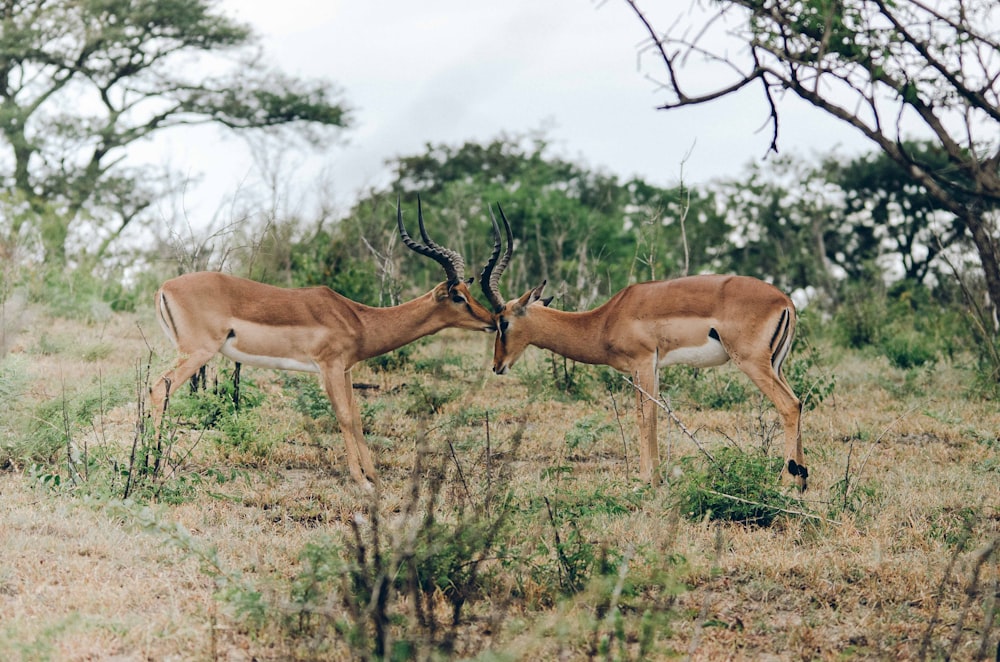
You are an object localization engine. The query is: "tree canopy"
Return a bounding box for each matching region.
[0,0,351,262]
[627,0,1000,354]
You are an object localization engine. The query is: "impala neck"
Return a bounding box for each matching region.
[528,307,609,366]
[353,291,452,360]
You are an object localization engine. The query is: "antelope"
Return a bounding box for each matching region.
[150,199,496,488]
[479,207,807,489]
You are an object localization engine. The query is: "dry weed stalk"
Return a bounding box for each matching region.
[919,521,1000,661]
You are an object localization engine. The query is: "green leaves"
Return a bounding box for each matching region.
[1,0,350,263]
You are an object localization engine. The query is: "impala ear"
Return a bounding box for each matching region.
[433,281,454,302]
[540,296,553,307]
[511,280,546,316]
[527,280,547,305]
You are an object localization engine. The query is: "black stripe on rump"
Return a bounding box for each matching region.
[161,293,180,340]
[769,308,790,367]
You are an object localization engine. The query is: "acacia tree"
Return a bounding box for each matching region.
[0,0,350,262]
[627,0,1000,345]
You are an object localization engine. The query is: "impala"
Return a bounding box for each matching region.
[480,207,807,489]
[150,200,496,488]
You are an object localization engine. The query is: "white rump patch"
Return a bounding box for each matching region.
[659,336,730,368]
[220,338,319,373]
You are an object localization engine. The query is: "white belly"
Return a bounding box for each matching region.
[220,338,319,373]
[659,337,730,368]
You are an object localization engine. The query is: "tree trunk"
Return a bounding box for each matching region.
[964,206,1000,331]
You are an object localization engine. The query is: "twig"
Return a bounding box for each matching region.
[624,376,716,463]
[918,510,976,660]
[969,537,999,660]
[485,410,493,518]
[847,406,918,503]
[702,489,840,525]
[61,377,79,487]
[590,544,635,655]
[946,532,997,659]
[607,386,630,478]
[544,497,571,591]
[446,438,472,505]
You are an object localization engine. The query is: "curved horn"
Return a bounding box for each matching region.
[397,196,465,285]
[480,203,513,312]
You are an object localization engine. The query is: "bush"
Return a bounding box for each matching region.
[879,327,938,369]
[832,281,884,349]
[218,443,515,660]
[516,354,604,402]
[166,365,262,430]
[564,414,615,451]
[366,344,413,372]
[289,232,388,305]
[671,446,806,525]
[784,337,836,411]
[284,373,334,420]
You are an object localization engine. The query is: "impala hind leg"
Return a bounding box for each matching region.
[150,349,218,433]
[732,357,806,490]
[321,366,378,489]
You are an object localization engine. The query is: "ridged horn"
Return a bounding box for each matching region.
[397,196,465,285]
[480,203,513,313]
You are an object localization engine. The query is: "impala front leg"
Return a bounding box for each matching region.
[321,365,378,488]
[633,363,661,487]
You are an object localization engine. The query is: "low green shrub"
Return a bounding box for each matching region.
[366,343,413,372]
[564,413,615,451]
[784,338,836,411]
[670,445,805,525]
[879,326,938,369]
[284,373,334,420]
[167,366,262,430]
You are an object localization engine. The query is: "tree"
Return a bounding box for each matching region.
[827,141,980,285]
[715,155,841,299]
[283,135,724,311]
[626,0,1000,349]
[385,135,718,306]
[389,135,638,306]
[0,0,350,262]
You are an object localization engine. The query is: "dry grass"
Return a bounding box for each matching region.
[1,303,998,661]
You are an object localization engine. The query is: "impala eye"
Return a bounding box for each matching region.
[499,319,510,332]
[451,294,465,304]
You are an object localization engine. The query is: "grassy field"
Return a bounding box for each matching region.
[1,300,998,661]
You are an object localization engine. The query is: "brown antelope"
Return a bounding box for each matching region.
[479,206,807,489]
[150,199,496,488]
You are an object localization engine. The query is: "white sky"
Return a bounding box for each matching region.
[149,0,875,221]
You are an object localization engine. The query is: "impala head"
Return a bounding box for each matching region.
[479,204,552,374]
[397,198,496,332]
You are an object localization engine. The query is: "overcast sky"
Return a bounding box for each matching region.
[150,1,875,220]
